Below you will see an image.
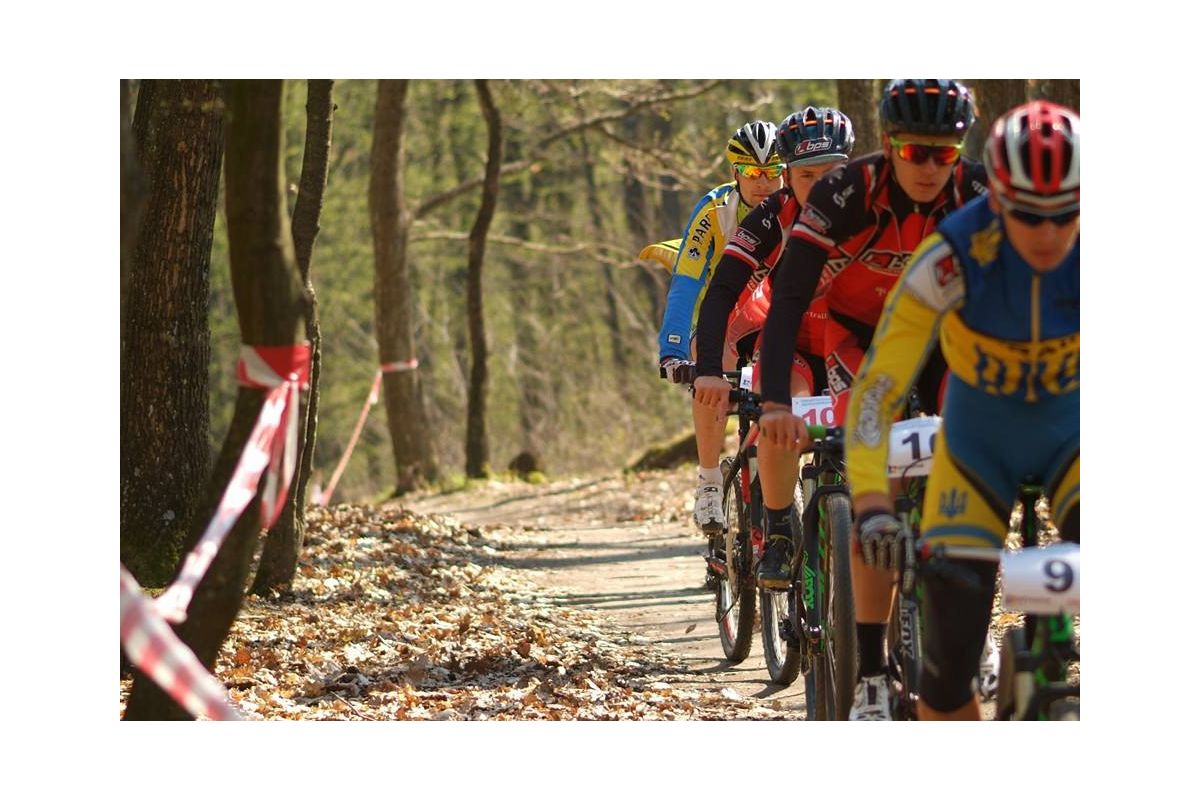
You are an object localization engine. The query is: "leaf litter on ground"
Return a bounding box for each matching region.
[119,501,791,720]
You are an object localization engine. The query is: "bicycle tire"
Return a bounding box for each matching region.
[995,626,1027,721]
[715,457,756,662]
[760,504,803,685]
[825,492,858,720]
[810,652,836,720]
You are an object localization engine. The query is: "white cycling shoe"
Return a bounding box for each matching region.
[849,674,892,721]
[693,483,724,534]
[978,630,1000,700]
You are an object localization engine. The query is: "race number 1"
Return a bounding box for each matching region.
[887,416,941,478]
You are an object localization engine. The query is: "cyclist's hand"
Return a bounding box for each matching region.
[758,402,809,451]
[693,375,728,409]
[856,509,902,570]
[660,358,696,385]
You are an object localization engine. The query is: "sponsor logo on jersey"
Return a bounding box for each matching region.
[935,253,961,287]
[687,247,701,259]
[798,205,832,236]
[832,183,856,209]
[690,216,712,245]
[732,229,761,250]
[853,374,893,448]
[796,137,833,155]
[861,250,909,274]
[826,355,853,395]
[667,334,682,344]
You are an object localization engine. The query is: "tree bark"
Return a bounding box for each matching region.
[253,79,334,595]
[465,79,503,478]
[836,79,882,154]
[121,80,224,587]
[1028,79,1080,112]
[370,80,439,494]
[125,79,307,720]
[964,80,1029,162]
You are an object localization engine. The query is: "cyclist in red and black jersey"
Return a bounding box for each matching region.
[757,79,986,720]
[692,109,854,579]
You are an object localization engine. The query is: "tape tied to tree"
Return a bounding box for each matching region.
[154,343,311,624]
[121,565,243,720]
[315,356,417,506]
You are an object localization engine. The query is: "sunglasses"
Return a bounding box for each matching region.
[735,163,784,180]
[1004,205,1080,227]
[889,137,964,166]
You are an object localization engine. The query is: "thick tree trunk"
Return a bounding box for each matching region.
[836,79,882,154]
[120,79,145,344]
[465,79,503,478]
[121,79,224,587]
[370,80,439,494]
[254,79,334,595]
[125,79,307,720]
[1029,79,1080,112]
[964,80,1029,162]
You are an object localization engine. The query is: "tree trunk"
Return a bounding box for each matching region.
[370,79,439,494]
[253,79,334,595]
[120,79,145,345]
[964,80,1028,162]
[125,79,307,720]
[836,79,882,153]
[465,79,503,478]
[577,134,626,370]
[503,140,547,456]
[1028,79,1080,112]
[121,80,224,587]
[622,114,667,323]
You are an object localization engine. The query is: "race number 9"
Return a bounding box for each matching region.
[1043,559,1074,593]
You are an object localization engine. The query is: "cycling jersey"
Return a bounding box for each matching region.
[657,182,753,361]
[845,195,1080,547]
[694,187,827,377]
[759,153,987,412]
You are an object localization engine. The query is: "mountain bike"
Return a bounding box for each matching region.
[901,479,1080,721]
[698,369,770,661]
[742,404,855,719]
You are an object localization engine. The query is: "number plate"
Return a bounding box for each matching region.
[888,416,941,478]
[1000,543,1080,615]
[791,394,835,427]
[740,366,754,389]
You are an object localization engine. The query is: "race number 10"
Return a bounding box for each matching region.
[792,395,835,426]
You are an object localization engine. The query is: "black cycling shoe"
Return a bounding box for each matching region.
[756,534,794,589]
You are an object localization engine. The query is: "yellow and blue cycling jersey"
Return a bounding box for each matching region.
[657,182,753,360]
[845,195,1079,547]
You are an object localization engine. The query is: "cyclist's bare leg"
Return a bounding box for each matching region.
[757,370,812,510]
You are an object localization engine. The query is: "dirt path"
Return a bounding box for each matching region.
[407,463,810,717]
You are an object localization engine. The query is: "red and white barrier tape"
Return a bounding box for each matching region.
[121,565,243,720]
[155,343,311,624]
[315,358,418,506]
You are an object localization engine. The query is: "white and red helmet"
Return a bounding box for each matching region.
[984,101,1080,214]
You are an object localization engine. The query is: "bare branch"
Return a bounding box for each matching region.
[413,80,720,220]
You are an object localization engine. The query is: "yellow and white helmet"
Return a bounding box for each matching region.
[726,120,782,168]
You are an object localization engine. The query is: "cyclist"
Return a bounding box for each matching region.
[691,107,855,566]
[657,121,784,535]
[844,100,1080,721]
[756,79,987,720]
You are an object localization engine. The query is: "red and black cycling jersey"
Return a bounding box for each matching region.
[759,152,987,405]
[694,187,797,376]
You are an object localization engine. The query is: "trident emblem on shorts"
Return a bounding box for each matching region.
[938,488,967,519]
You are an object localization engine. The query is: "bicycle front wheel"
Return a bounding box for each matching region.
[824,492,858,720]
[715,457,756,662]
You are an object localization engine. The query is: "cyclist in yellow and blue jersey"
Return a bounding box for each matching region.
[843,101,1080,721]
[657,121,783,534]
